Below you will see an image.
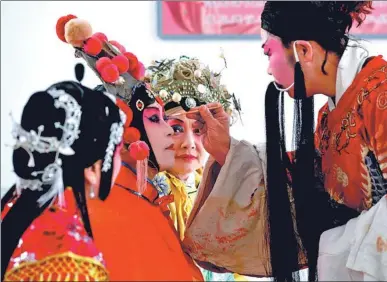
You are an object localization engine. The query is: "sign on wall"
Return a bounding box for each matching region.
[157,1,387,40]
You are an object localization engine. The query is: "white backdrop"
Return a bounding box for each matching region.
[2,1,387,196]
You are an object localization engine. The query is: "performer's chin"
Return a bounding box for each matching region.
[287,88,295,98]
[273,81,295,97]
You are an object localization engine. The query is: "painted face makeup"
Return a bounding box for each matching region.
[261,29,295,90]
[143,102,175,171]
[166,107,207,178]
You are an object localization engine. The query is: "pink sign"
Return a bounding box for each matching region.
[157,1,387,39]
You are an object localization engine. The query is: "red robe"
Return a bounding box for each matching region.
[2,188,108,281]
[87,163,204,281]
[315,55,387,211]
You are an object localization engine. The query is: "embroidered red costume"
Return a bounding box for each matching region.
[315,56,387,211]
[2,189,108,281]
[88,164,204,281]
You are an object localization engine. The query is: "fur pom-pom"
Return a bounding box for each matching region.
[100,64,119,83]
[129,141,150,161]
[109,40,126,54]
[123,52,139,72]
[56,14,77,43]
[83,36,102,56]
[96,57,112,73]
[137,62,146,80]
[124,127,141,144]
[93,32,108,42]
[64,18,93,47]
[130,61,145,80]
[112,55,129,74]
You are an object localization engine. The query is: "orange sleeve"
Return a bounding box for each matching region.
[362,85,387,179]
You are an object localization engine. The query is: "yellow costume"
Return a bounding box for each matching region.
[154,169,202,240]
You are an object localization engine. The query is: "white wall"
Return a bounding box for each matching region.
[2,1,387,195]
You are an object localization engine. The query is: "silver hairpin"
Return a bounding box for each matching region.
[12,87,82,207]
[11,119,60,167]
[48,88,82,154]
[101,109,126,172]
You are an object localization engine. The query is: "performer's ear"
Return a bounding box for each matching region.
[84,160,102,197]
[293,40,313,64]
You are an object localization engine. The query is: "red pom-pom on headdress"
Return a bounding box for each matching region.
[56,14,77,42]
[100,64,119,83]
[123,52,139,72]
[136,62,146,80]
[130,64,142,80]
[124,127,141,144]
[96,57,112,73]
[93,32,108,42]
[129,141,150,161]
[83,36,102,56]
[109,40,126,54]
[58,15,144,87]
[112,55,130,74]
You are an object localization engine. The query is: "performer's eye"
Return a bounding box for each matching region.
[172,125,184,134]
[193,128,201,135]
[148,114,160,123]
[163,115,169,122]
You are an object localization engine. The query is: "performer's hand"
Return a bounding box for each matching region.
[186,102,231,166]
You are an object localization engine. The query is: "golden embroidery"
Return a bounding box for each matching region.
[5,252,109,281]
[335,166,349,187]
[377,91,387,110]
[357,87,370,105]
[358,65,387,105]
[319,111,330,154]
[335,109,357,153]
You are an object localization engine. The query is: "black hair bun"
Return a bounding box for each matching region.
[313,1,374,32]
[12,91,65,180]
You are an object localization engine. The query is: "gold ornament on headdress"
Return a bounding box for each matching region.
[144,52,242,122]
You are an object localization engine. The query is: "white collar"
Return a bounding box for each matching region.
[328,41,370,111]
[183,172,196,188]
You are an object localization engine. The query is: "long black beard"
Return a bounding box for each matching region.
[292,61,318,281]
[265,61,360,282]
[265,60,316,281]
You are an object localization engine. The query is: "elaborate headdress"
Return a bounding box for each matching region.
[56,14,164,191]
[1,68,125,279]
[145,53,242,123]
[55,14,145,101]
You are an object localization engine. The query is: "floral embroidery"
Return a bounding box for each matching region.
[153,173,170,196]
[10,251,37,268]
[377,91,387,110]
[335,109,357,154]
[314,60,387,211]
[334,165,349,188]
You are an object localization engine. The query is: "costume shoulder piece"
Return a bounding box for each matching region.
[145,53,242,124]
[3,189,108,281]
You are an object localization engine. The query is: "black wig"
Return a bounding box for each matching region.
[261,2,371,281]
[1,77,123,280]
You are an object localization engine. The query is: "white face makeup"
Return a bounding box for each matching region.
[261,28,296,95]
[143,102,175,171]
